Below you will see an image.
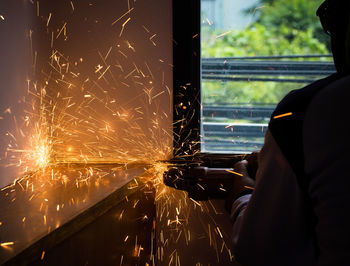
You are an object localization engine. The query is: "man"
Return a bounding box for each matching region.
[226,1,350,265]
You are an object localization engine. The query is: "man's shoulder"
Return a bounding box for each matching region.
[305,74,350,128]
[268,73,341,180]
[310,75,350,104]
[274,74,340,114]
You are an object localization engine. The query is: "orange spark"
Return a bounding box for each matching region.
[225,170,243,176]
[46,13,52,27]
[216,31,232,39]
[273,112,293,119]
[119,17,131,37]
[217,226,223,239]
[111,8,134,26]
[190,198,201,207]
[1,242,14,247]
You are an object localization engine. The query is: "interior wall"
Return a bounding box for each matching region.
[0,0,32,188]
[0,0,173,188]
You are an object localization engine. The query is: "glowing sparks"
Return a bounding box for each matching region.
[35,145,51,168]
[70,1,75,11]
[0,3,202,264]
[225,170,243,176]
[216,226,223,239]
[0,242,14,247]
[98,65,110,80]
[0,15,5,21]
[95,64,103,73]
[119,17,131,37]
[111,8,134,26]
[216,31,232,39]
[47,13,52,27]
[149,34,157,46]
[206,18,213,26]
[189,198,201,207]
[273,112,293,119]
[36,1,40,17]
[56,22,67,39]
[142,25,150,33]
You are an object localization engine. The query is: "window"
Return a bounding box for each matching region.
[200,0,334,154]
[173,0,335,160]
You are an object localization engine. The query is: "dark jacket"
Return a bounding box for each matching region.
[230,75,350,265]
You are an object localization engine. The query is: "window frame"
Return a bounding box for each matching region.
[172,0,336,167]
[172,0,241,166]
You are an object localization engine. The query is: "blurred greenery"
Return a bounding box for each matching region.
[250,0,328,47]
[201,0,332,105]
[202,24,329,58]
[202,80,296,106]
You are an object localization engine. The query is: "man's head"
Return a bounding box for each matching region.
[317,0,350,73]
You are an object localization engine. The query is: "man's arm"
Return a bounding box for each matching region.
[227,129,319,265]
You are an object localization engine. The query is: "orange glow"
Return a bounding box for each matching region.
[273,112,293,119]
[225,170,243,177]
[0,242,14,247]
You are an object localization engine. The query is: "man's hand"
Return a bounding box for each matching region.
[245,151,259,179]
[225,160,255,212]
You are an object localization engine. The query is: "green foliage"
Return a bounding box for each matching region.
[202,80,296,106]
[249,0,329,47]
[201,0,331,106]
[256,0,323,30]
[202,24,329,58]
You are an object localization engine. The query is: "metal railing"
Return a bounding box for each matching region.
[201,55,336,152]
[202,106,271,152]
[202,55,335,83]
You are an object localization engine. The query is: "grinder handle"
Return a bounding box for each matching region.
[192,167,236,199]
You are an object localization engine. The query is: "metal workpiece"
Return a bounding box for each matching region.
[0,164,149,265]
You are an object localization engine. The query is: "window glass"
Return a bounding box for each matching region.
[201,0,334,153]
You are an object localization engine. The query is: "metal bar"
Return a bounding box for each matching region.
[202,54,333,60]
[201,58,336,84]
[202,70,334,76]
[203,105,274,119]
[202,61,335,67]
[202,75,317,83]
